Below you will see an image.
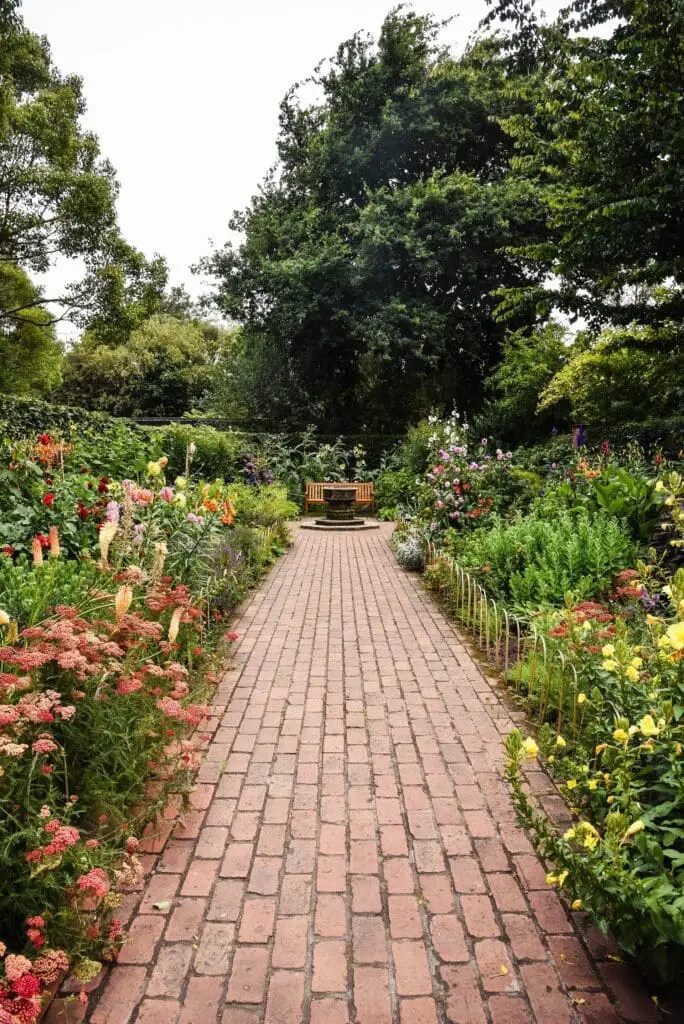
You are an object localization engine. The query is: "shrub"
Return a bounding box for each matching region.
[393,528,426,571]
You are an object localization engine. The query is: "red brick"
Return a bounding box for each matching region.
[449,857,486,894]
[389,894,423,939]
[353,915,387,962]
[320,824,346,855]
[463,810,496,838]
[350,840,378,874]
[139,873,180,914]
[575,993,622,1024]
[475,838,509,873]
[195,922,235,975]
[310,998,351,1024]
[222,1011,260,1024]
[548,935,599,989]
[513,855,548,890]
[264,971,305,1024]
[239,784,267,811]
[392,941,432,996]
[519,963,574,1024]
[527,890,573,934]
[380,825,409,857]
[317,855,346,892]
[239,897,276,942]
[136,1001,181,1024]
[226,947,269,1003]
[441,965,488,1024]
[287,838,316,873]
[280,874,311,914]
[272,916,309,968]
[117,915,165,964]
[181,859,218,897]
[220,842,253,878]
[353,967,392,1024]
[207,879,243,922]
[248,856,281,894]
[597,963,660,1023]
[419,874,455,914]
[313,939,347,992]
[502,914,547,961]
[376,797,402,824]
[400,998,439,1024]
[413,840,445,874]
[488,996,531,1024]
[474,939,517,994]
[316,894,347,936]
[158,840,194,873]
[430,915,469,962]
[384,858,415,893]
[488,873,526,914]
[264,797,290,823]
[43,1000,87,1024]
[147,944,193,997]
[196,825,229,858]
[460,895,500,938]
[352,875,381,912]
[178,977,224,1024]
[90,967,147,1023]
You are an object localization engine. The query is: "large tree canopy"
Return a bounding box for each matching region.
[0,262,62,394]
[0,0,167,346]
[204,9,544,432]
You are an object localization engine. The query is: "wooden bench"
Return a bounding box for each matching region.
[305,481,375,514]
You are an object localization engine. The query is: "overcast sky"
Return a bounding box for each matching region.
[20,0,562,335]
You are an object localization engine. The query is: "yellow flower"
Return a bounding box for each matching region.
[613,728,629,743]
[666,622,684,651]
[566,779,578,790]
[577,693,587,705]
[581,620,592,632]
[546,872,558,886]
[174,492,187,508]
[147,460,162,477]
[625,665,640,682]
[584,834,599,850]
[655,480,665,492]
[638,714,660,738]
[558,870,568,886]
[595,743,608,755]
[646,614,662,626]
[622,819,645,841]
[571,899,583,911]
[630,657,643,669]
[601,643,615,657]
[523,737,539,760]
[547,755,555,764]
[602,659,618,672]
[555,736,566,748]
[588,779,599,791]
[563,827,576,841]
[175,476,187,490]
[0,610,10,626]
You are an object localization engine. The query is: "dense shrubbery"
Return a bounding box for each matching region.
[0,424,294,1019]
[382,413,684,979]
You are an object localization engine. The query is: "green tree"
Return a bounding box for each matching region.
[478,320,570,440]
[0,262,62,394]
[59,315,233,417]
[485,0,684,334]
[204,9,544,432]
[0,0,167,338]
[538,321,684,427]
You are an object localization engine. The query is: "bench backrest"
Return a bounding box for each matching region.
[305,481,375,501]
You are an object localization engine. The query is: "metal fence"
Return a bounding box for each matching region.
[425,543,582,738]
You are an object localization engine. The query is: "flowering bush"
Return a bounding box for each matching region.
[0,429,295,1012]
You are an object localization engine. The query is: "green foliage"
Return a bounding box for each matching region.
[203,9,543,432]
[59,315,234,416]
[0,263,63,395]
[538,323,684,427]
[227,483,298,528]
[448,510,637,612]
[477,321,570,441]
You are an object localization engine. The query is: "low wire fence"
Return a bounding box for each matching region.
[425,543,583,738]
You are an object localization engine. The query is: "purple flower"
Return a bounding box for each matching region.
[132,522,146,544]
[480,438,488,446]
[187,513,204,525]
[105,500,120,523]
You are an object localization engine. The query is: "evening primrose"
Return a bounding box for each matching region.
[555,735,567,748]
[565,779,578,790]
[523,737,539,759]
[613,728,629,743]
[577,693,587,705]
[625,665,640,682]
[603,659,618,672]
[601,644,615,657]
[638,715,660,737]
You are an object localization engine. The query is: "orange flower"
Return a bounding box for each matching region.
[203,499,218,513]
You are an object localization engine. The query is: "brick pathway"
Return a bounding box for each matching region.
[83,525,662,1024]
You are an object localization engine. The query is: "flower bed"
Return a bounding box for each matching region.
[382,416,684,981]
[0,430,294,1021]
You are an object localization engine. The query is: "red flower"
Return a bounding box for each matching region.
[80,466,89,474]
[38,433,51,446]
[35,534,50,548]
[11,974,41,998]
[2,545,14,557]
[42,493,55,508]
[225,632,239,642]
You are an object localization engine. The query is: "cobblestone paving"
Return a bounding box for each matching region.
[82,525,661,1024]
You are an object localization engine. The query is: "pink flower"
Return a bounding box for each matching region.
[31,735,59,755]
[76,867,110,899]
[3,954,33,980]
[159,486,174,503]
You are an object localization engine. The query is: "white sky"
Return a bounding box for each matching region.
[19,0,563,336]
